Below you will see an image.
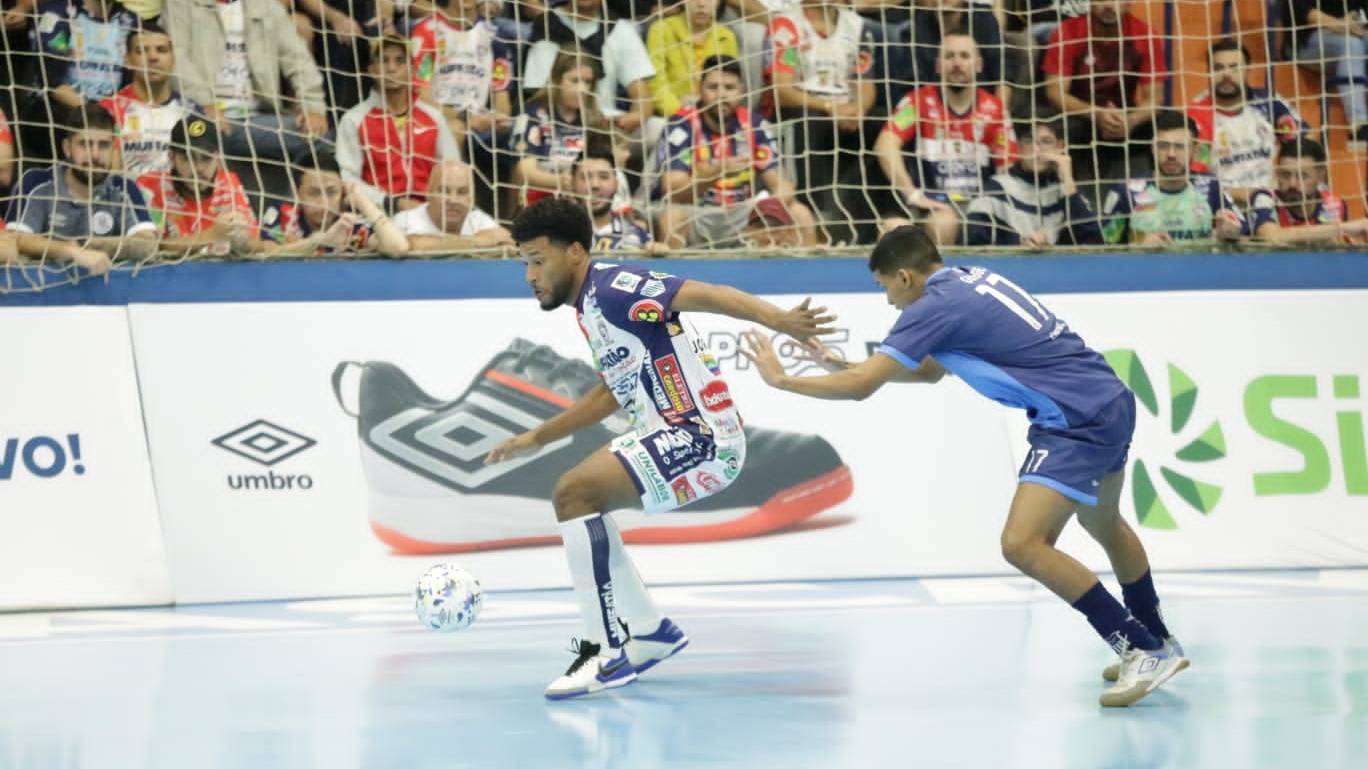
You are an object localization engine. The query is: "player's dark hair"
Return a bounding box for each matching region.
[700,54,743,82]
[869,225,942,275]
[291,148,342,184]
[572,133,617,172]
[64,103,115,135]
[1015,109,1064,143]
[511,197,594,252]
[1152,108,1196,136]
[1209,37,1250,64]
[1278,137,1326,164]
[127,20,169,50]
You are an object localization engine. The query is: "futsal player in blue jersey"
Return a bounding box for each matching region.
[742,225,1188,707]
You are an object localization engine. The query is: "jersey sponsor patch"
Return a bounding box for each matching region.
[653,354,696,413]
[629,299,665,322]
[671,475,697,503]
[611,271,642,293]
[640,279,667,298]
[699,380,733,412]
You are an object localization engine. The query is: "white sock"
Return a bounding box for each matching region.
[600,512,664,638]
[559,513,663,649]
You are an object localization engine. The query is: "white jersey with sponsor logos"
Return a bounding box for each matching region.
[574,263,741,441]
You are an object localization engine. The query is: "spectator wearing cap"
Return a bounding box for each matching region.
[136,115,260,256]
[570,135,665,255]
[656,55,816,249]
[1248,137,1368,244]
[161,0,329,163]
[100,22,200,177]
[337,34,461,213]
[261,151,411,256]
[392,158,514,253]
[5,103,158,273]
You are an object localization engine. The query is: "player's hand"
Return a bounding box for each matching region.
[484,431,541,465]
[68,246,114,275]
[772,297,836,342]
[320,214,361,250]
[739,330,790,388]
[795,336,849,373]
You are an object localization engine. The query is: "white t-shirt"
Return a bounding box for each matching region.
[523,13,655,118]
[393,204,500,236]
[213,0,254,117]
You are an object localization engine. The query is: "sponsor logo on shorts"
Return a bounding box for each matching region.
[652,429,694,456]
[697,471,723,493]
[718,448,741,480]
[610,271,642,293]
[630,452,671,505]
[671,475,696,504]
[700,380,733,412]
[629,299,664,323]
[653,355,696,413]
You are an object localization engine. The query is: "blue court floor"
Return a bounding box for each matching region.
[2,570,1366,769]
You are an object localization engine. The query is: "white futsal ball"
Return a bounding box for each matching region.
[414,564,483,632]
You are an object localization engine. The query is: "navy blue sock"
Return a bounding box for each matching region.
[1072,581,1161,652]
[1121,569,1171,640]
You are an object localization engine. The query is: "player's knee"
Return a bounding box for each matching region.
[1000,531,1042,571]
[551,475,599,522]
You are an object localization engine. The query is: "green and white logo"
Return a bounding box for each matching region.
[1105,350,1226,530]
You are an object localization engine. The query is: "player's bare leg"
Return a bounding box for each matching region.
[1077,472,1186,683]
[1001,482,1183,706]
[545,448,683,700]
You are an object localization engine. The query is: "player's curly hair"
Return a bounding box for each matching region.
[869,225,942,274]
[510,197,594,253]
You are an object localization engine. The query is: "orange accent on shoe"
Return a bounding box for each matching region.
[483,369,576,409]
[373,465,855,554]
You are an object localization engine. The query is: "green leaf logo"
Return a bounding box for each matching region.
[1104,350,1226,530]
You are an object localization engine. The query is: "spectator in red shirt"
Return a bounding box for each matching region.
[337,35,462,215]
[137,116,260,257]
[1041,0,1165,190]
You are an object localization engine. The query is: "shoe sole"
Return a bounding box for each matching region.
[544,670,639,701]
[370,464,854,554]
[632,638,689,675]
[1102,655,1188,683]
[1099,657,1189,707]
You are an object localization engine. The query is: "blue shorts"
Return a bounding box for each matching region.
[1018,390,1135,506]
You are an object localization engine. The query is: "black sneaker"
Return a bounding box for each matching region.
[332,339,854,553]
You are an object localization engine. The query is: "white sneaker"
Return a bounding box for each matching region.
[623,617,689,675]
[1099,644,1187,707]
[544,640,637,701]
[1103,636,1187,682]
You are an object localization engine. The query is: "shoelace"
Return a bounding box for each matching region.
[563,638,602,676]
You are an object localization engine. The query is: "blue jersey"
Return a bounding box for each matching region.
[34,0,141,100]
[878,265,1126,430]
[575,263,739,440]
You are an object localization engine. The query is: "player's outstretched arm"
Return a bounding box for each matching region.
[484,382,619,465]
[671,280,835,342]
[795,338,945,383]
[741,331,906,401]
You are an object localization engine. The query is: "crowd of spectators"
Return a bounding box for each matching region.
[0,0,1364,272]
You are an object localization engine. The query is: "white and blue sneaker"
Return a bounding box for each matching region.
[624,618,690,675]
[544,639,637,701]
[1103,636,1186,682]
[1099,643,1188,707]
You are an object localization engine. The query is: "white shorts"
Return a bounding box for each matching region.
[612,423,746,514]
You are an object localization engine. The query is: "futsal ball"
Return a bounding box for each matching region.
[414,564,484,632]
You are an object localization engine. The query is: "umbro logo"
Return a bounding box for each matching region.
[212,419,316,466]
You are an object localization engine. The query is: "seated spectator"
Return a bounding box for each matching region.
[5,104,158,272]
[100,22,198,177]
[261,152,410,256]
[136,116,260,257]
[510,50,612,204]
[393,159,514,252]
[162,0,329,163]
[524,0,657,142]
[1101,109,1245,245]
[571,136,666,254]
[656,55,816,248]
[1248,137,1368,243]
[1189,39,1306,207]
[1042,0,1164,189]
[337,34,461,212]
[766,0,877,229]
[1288,0,1368,146]
[965,111,1101,247]
[897,0,1004,105]
[0,105,12,190]
[1003,0,1088,48]
[284,0,389,117]
[646,0,739,118]
[411,0,516,150]
[874,33,1015,244]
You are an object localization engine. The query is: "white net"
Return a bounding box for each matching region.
[0,0,1364,288]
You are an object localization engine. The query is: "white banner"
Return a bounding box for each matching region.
[0,307,171,611]
[128,289,1368,604]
